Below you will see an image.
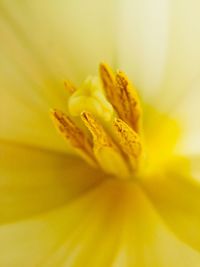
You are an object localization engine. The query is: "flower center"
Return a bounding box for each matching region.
[51,63,143,179]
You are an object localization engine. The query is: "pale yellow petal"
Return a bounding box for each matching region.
[141,156,200,252]
[172,80,200,155]
[118,0,200,112]
[0,0,117,150]
[0,179,200,266]
[118,0,169,101]
[0,141,102,224]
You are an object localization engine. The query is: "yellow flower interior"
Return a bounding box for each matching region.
[51,63,179,180]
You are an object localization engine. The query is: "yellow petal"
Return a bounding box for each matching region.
[141,156,200,252]
[118,0,200,112]
[0,141,103,224]
[0,0,116,150]
[118,0,169,100]
[172,80,200,155]
[141,104,180,174]
[0,179,200,266]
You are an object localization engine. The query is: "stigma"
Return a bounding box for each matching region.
[68,76,113,121]
[51,63,143,179]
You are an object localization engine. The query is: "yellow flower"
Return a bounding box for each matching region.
[1,0,200,266]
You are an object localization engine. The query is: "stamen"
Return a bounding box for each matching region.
[64,80,76,94]
[99,63,142,132]
[81,111,130,179]
[113,118,142,171]
[51,109,97,166]
[99,63,116,101]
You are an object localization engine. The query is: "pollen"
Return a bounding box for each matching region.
[51,109,97,167]
[99,63,142,133]
[51,63,143,179]
[81,111,130,178]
